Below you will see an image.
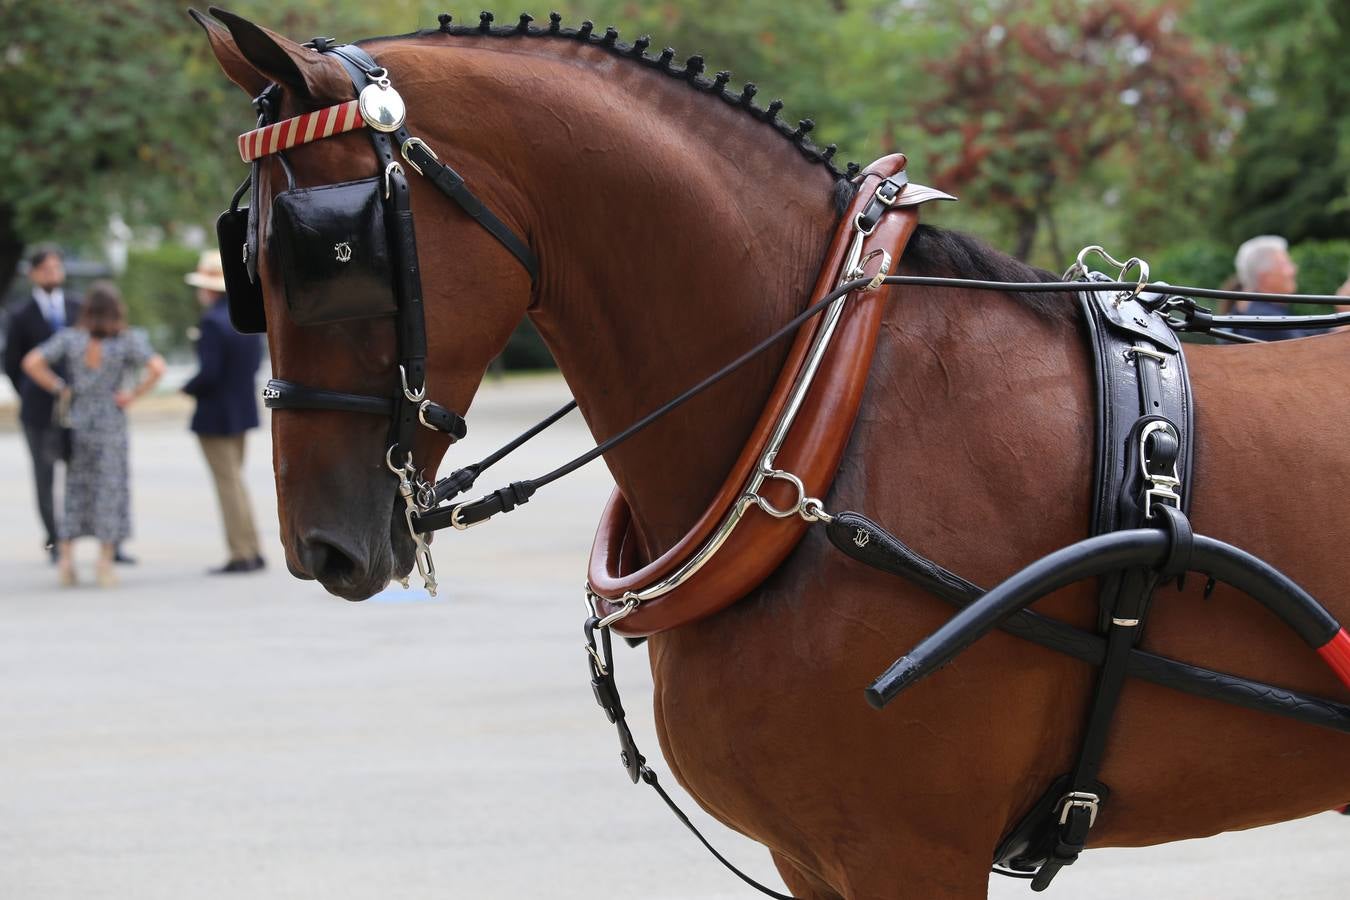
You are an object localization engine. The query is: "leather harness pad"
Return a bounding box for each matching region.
[589,154,934,637]
[1077,283,1194,630]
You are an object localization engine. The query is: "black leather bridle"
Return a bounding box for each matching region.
[236,42,538,593]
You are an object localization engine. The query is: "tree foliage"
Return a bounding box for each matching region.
[1,0,1344,302]
[1190,0,1350,244]
[909,0,1239,260]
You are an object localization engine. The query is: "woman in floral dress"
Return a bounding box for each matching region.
[22,282,165,586]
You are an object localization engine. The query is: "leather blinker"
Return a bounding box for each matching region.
[269,176,399,327]
[217,205,268,334]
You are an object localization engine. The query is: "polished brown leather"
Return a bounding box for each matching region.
[270,176,400,326]
[589,153,926,637]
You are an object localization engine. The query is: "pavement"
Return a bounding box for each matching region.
[0,373,1344,899]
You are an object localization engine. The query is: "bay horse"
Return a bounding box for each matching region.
[196,9,1350,897]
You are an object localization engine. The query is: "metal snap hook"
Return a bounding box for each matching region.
[398,364,426,403]
[385,444,414,476]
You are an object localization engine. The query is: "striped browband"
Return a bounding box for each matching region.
[237,99,364,163]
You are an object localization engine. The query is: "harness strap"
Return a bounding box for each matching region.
[1002,284,1195,889]
[583,617,796,900]
[402,140,539,281]
[322,45,431,467]
[416,276,1350,535]
[324,45,539,282]
[262,379,467,440]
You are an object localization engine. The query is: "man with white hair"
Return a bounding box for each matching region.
[1231,235,1321,341]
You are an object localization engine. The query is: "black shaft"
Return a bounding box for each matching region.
[867,530,1340,709]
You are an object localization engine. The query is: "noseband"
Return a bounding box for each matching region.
[222,41,538,594]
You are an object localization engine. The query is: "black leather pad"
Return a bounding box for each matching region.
[270,176,399,326]
[216,206,267,334]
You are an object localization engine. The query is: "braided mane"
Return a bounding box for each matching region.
[392,10,859,182]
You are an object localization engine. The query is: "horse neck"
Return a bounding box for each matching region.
[412,40,841,557]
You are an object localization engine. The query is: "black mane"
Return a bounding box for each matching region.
[903,225,1079,322]
[391,11,857,182]
[390,14,1071,321]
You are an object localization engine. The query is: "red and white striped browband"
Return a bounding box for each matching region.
[236,99,365,163]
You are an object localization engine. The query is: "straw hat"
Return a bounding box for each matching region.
[184,250,228,294]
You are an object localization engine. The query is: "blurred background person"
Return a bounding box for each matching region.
[4,245,80,562]
[1229,235,1325,341]
[181,251,265,575]
[21,282,165,587]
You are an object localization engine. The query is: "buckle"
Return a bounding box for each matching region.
[400,137,439,176]
[873,173,908,206]
[1124,345,1169,368]
[1057,791,1100,828]
[1138,420,1182,517]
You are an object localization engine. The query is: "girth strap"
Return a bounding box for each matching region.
[994,281,1196,889]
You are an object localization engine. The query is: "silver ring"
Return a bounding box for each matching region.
[752,468,807,519]
[595,595,640,630]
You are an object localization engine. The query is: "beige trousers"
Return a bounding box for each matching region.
[198,434,261,562]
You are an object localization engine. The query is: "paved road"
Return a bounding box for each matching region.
[1,375,1343,898]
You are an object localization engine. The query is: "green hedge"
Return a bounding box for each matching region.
[499,318,557,370]
[1291,240,1350,297]
[1152,237,1350,304]
[119,244,200,356]
[1150,240,1235,295]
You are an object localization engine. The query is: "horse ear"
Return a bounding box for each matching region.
[189,8,268,96]
[204,7,353,105]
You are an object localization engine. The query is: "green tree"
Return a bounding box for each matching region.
[0,0,390,296]
[908,0,1239,261]
[1190,0,1350,243]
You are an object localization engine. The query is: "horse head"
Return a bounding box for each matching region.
[195,9,537,599]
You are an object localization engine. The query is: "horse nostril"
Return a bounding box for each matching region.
[297,534,358,583]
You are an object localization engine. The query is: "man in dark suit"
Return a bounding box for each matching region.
[4,246,81,560]
[182,251,266,574]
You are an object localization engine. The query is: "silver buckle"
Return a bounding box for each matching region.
[383,161,405,199]
[416,400,438,430]
[1138,420,1182,518]
[400,137,438,176]
[1124,345,1169,368]
[1057,791,1100,828]
[449,502,485,531]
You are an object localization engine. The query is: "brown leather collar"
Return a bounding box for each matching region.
[588,153,949,636]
